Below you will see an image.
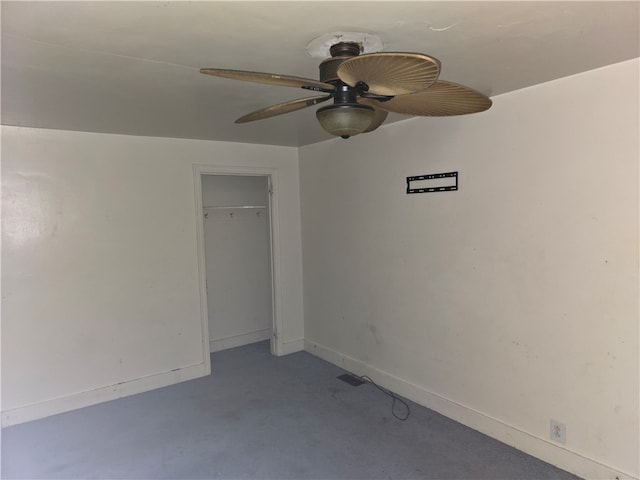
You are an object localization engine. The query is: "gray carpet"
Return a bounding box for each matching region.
[2,341,581,479]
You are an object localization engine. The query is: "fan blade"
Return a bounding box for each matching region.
[337,52,440,96]
[235,95,332,123]
[358,98,389,133]
[200,68,334,91]
[374,80,492,116]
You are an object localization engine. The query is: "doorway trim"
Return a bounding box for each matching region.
[193,164,284,357]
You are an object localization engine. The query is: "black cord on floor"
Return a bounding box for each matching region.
[359,375,410,421]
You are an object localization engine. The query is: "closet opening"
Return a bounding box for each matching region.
[197,172,277,357]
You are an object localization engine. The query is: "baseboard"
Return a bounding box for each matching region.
[209,329,271,353]
[281,338,304,355]
[304,340,637,480]
[2,361,210,427]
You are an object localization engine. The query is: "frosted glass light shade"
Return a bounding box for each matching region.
[316,104,375,138]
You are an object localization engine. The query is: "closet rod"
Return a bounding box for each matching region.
[203,205,267,210]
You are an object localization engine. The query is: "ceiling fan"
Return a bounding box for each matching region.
[200,42,492,139]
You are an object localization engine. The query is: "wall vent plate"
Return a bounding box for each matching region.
[337,373,365,386]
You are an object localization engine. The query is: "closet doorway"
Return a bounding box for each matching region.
[199,173,275,355]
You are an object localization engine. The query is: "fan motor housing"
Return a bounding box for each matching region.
[319,42,361,83]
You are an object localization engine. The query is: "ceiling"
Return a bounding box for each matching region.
[2,1,638,147]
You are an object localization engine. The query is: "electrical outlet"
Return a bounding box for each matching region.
[550,419,566,444]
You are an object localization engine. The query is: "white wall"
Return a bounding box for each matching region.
[1,127,304,425]
[299,59,639,480]
[202,175,268,207]
[202,175,273,352]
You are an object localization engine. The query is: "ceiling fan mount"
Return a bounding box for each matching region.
[200,39,492,139]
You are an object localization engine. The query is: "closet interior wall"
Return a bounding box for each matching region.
[201,175,273,353]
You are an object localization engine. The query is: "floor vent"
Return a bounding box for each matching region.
[337,373,365,386]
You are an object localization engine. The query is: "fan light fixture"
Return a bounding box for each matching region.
[316,103,375,138]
